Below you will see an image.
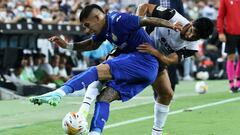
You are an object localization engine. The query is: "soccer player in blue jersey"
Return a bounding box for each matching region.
[30,4,181,135]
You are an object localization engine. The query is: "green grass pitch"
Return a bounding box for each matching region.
[1,80,240,135]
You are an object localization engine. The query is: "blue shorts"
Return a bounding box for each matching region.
[104,52,159,102]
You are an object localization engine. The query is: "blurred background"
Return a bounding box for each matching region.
[1,0,240,135]
[0,0,226,98]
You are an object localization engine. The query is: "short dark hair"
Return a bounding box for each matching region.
[79,4,104,22]
[193,17,214,39]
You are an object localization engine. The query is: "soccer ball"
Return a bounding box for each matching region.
[195,81,208,94]
[62,112,88,135]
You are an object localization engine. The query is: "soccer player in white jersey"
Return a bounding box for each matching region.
[136,3,213,135]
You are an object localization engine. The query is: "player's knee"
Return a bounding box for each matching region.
[157,87,174,99]
[96,94,111,103]
[96,64,112,80]
[96,87,120,103]
[166,89,174,99]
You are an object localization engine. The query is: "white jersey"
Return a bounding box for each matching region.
[150,7,198,57]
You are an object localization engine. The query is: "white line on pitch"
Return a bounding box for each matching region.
[104,96,240,129]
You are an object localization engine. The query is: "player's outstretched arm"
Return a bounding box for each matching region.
[139,16,182,31]
[49,36,102,52]
[137,43,179,66]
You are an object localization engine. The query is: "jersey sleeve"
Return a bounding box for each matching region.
[176,48,198,62]
[113,13,141,32]
[152,6,176,20]
[91,34,106,43]
[146,6,176,34]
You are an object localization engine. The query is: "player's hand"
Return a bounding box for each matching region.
[137,43,158,55]
[218,33,226,42]
[173,21,183,32]
[49,36,68,49]
[29,91,63,106]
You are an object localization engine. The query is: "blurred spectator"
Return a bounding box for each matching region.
[109,0,121,11]
[32,53,43,72]
[199,0,217,21]
[33,53,62,87]
[68,10,79,25]
[185,0,199,20]
[18,54,38,83]
[125,4,137,14]
[59,53,71,79]
[37,5,52,21]
[50,54,60,76]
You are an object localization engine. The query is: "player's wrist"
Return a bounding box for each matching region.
[151,49,159,56]
[66,42,74,50]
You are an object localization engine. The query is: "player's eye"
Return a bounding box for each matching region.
[83,23,89,28]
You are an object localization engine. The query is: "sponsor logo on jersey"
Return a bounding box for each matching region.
[116,15,122,22]
[156,6,167,11]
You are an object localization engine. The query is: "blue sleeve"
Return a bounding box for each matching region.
[113,13,141,32]
[91,34,106,42]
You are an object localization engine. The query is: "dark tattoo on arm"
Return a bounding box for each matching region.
[140,16,173,29]
[97,87,120,103]
[73,38,102,52]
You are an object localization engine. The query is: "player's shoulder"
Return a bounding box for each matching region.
[109,11,132,24]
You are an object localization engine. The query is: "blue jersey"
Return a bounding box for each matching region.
[92,11,154,53]
[64,12,159,102]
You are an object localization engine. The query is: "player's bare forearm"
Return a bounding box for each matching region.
[137,43,179,66]
[136,3,155,16]
[152,50,179,66]
[140,16,174,29]
[73,38,102,52]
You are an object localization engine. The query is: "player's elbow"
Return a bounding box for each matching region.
[162,59,178,66]
[165,54,179,66]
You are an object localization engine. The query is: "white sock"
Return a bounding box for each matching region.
[88,131,101,135]
[78,81,101,118]
[152,102,169,135]
[55,88,66,96]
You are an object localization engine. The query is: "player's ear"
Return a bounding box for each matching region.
[95,15,100,21]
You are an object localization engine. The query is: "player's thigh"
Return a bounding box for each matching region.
[152,69,173,96]
[96,86,120,103]
[96,64,112,80]
[104,53,158,83]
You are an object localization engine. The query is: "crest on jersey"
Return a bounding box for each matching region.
[156,6,167,11]
[112,33,118,41]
